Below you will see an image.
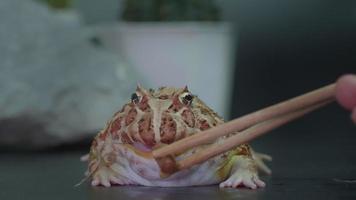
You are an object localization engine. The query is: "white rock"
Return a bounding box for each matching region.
[0,0,142,149]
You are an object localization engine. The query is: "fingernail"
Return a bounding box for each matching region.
[352,108,356,124]
[336,75,356,110]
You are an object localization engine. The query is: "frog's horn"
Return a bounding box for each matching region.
[183,85,189,92]
[136,83,149,95]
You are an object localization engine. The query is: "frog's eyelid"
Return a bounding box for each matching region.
[181,92,191,97]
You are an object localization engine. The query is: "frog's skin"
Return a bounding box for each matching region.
[84,86,271,189]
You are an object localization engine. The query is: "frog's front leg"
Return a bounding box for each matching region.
[219,155,265,189]
[89,143,135,187]
[89,141,162,187]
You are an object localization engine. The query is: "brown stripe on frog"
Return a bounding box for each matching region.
[127,125,142,143]
[125,107,138,126]
[138,113,156,147]
[126,117,145,144]
[130,131,141,143]
[168,95,183,112]
[109,116,122,135]
[121,131,133,144]
[91,138,98,147]
[98,130,109,141]
[175,129,187,142]
[138,95,150,111]
[110,130,120,140]
[160,112,177,144]
[181,109,195,127]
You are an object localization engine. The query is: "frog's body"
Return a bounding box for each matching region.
[85,86,271,188]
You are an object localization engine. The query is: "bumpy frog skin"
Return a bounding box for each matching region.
[84,86,271,189]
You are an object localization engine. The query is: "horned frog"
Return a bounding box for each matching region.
[84,86,271,189]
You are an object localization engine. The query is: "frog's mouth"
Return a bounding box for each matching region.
[133,142,152,152]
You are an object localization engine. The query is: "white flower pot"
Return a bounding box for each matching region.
[96,22,235,119]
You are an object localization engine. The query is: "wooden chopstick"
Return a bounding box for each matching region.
[153,83,335,160]
[176,99,333,172]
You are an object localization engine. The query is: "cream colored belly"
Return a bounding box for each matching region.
[112,144,224,187]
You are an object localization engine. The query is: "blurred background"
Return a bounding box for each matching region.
[0,0,356,199]
[1,0,354,150]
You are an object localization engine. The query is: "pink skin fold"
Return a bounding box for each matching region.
[335,74,356,123]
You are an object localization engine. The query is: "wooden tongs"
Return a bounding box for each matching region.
[152,83,336,176]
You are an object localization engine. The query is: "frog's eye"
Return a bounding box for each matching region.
[131,93,141,104]
[181,92,194,105]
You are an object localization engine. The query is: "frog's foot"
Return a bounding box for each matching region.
[219,155,265,189]
[219,171,265,189]
[91,164,134,187]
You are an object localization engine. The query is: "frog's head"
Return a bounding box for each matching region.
[115,85,219,150]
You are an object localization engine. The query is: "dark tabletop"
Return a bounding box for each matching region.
[1,110,356,200]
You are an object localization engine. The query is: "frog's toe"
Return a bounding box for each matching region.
[253,177,266,187]
[219,177,242,188]
[101,179,111,187]
[232,178,243,188]
[219,174,265,189]
[91,165,135,187]
[109,176,124,185]
[91,178,100,186]
[92,174,127,187]
[91,169,112,187]
[245,175,265,189]
[242,179,257,189]
[252,151,272,175]
[243,175,265,189]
